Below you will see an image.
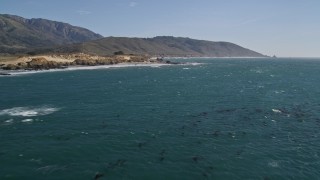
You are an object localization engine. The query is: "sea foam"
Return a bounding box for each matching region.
[4,63,173,76]
[272,109,282,113]
[0,106,60,117]
[21,119,34,123]
[2,62,203,76]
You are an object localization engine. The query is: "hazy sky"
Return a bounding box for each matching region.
[1,0,320,57]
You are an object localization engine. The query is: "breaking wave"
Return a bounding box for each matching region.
[2,63,173,76]
[1,62,204,76]
[0,106,60,117]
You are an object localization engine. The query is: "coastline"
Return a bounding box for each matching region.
[0,53,278,76]
[0,53,173,74]
[0,62,173,76]
[0,53,200,76]
[167,56,270,59]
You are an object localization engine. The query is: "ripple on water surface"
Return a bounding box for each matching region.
[1,58,320,179]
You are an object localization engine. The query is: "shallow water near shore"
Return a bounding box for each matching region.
[1,58,320,179]
[0,62,176,76]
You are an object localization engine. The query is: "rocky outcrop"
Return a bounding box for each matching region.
[3,57,68,70]
[2,64,19,70]
[72,59,114,66]
[72,54,150,66]
[1,54,152,70]
[26,58,66,69]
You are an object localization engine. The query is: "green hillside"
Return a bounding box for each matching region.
[0,14,265,57]
[52,36,265,57]
[0,14,102,53]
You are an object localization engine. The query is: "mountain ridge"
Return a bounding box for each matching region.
[0,14,103,53]
[0,14,266,57]
[50,36,266,57]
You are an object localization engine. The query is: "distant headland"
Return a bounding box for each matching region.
[0,14,267,71]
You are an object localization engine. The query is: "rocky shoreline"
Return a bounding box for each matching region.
[0,54,182,74]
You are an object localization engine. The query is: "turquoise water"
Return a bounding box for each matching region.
[1,58,320,179]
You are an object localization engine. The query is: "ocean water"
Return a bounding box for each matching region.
[1,58,320,179]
